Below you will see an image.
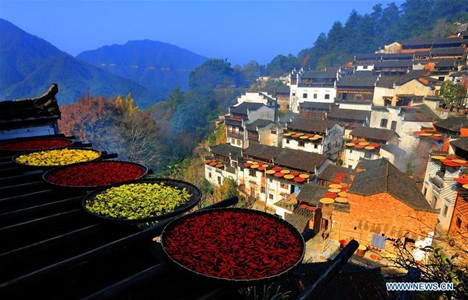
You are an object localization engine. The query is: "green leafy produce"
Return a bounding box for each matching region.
[85,182,192,220]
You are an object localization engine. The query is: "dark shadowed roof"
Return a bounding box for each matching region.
[434,117,468,132]
[243,143,283,161]
[354,53,381,60]
[374,60,413,68]
[299,102,332,110]
[376,76,400,88]
[328,107,371,122]
[0,84,61,129]
[318,164,355,184]
[210,143,242,160]
[296,183,329,206]
[288,118,336,133]
[244,144,328,173]
[336,74,378,88]
[356,158,389,171]
[349,160,435,211]
[284,208,315,232]
[451,137,468,153]
[274,85,290,94]
[381,53,415,60]
[245,119,274,131]
[229,102,264,116]
[301,70,337,80]
[275,148,328,173]
[431,47,465,56]
[399,104,440,122]
[350,127,398,141]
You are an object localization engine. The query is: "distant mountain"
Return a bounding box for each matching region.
[76,40,207,97]
[0,19,161,108]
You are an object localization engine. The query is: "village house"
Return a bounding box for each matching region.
[370,104,440,153]
[421,136,468,232]
[342,126,400,168]
[289,69,337,113]
[272,85,290,112]
[332,159,438,250]
[245,119,281,147]
[239,144,330,207]
[326,105,371,139]
[282,117,344,160]
[298,102,331,119]
[235,91,276,108]
[204,143,242,187]
[372,70,437,107]
[224,102,275,148]
[335,73,378,104]
[450,174,468,264]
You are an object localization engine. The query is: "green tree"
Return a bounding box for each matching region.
[440,81,467,110]
[189,58,237,89]
[266,54,299,77]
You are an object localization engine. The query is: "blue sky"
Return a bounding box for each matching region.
[0,0,404,65]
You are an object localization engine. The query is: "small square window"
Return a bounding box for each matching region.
[325,94,330,100]
[303,93,308,99]
[313,94,317,99]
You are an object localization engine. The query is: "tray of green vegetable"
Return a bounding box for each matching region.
[82,178,201,223]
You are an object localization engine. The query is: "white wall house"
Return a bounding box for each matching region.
[289,69,337,113]
[370,104,439,153]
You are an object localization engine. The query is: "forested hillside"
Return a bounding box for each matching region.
[266,0,468,75]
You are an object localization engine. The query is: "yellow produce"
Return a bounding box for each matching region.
[15,149,101,166]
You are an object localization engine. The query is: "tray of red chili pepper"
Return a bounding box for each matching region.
[161,208,305,285]
[82,178,201,224]
[0,136,73,153]
[43,160,148,189]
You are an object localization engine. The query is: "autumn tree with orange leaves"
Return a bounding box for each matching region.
[59,94,163,170]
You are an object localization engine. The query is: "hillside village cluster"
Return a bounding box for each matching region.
[204,32,468,264]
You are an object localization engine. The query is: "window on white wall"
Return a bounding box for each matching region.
[325,94,330,100]
[313,94,317,99]
[303,93,308,98]
[442,205,448,217]
[391,121,397,131]
[380,119,388,128]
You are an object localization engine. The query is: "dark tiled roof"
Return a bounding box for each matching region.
[372,106,389,112]
[288,117,336,133]
[433,58,463,68]
[301,70,337,80]
[284,208,314,232]
[278,111,301,124]
[349,160,435,211]
[432,37,463,45]
[318,164,355,184]
[381,53,415,60]
[229,102,264,115]
[401,39,433,47]
[245,119,274,131]
[0,84,61,128]
[299,102,332,110]
[296,184,329,206]
[394,70,430,85]
[350,127,398,142]
[434,117,468,132]
[275,148,328,173]
[210,143,242,160]
[294,262,389,300]
[243,143,283,161]
[374,60,413,68]
[451,137,468,153]
[355,158,389,171]
[336,74,378,88]
[431,47,465,56]
[399,104,440,122]
[328,107,370,122]
[243,144,327,172]
[274,85,290,94]
[375,76,400,88]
